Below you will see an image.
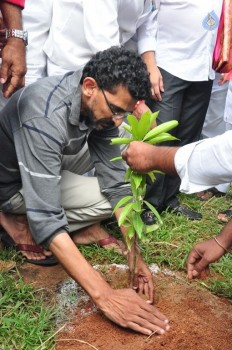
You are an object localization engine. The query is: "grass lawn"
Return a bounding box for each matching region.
[0,190,231,349]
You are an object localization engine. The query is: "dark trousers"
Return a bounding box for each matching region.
[145,68,213,210]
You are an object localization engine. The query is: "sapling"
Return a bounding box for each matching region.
[111,110,178,288]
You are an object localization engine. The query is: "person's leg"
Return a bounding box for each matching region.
[224,79,232,125]
[61,171,112,230]
[61,146,125,250]
[164,78,213,208]
[197,75,231,199]
[61,170,125,253]
[176,79,214,145]
[201,74,229,139]
[217,206,232,222]
[145,71,212,220]
[0,192,52,261]
[145,68,187,210]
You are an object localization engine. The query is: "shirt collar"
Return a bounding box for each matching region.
[68,71,89,131]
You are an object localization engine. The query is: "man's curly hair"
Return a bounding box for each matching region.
[80,46,151,100]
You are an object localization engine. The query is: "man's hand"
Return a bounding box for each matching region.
[115,208,154,302]
[50,232,169,336]
[133,101,150,119]
[149,65,164,101]
[141,51,164,101]
[0,2,27,97]
[122,141,178,175]
[133,101,157,128]
[0,37,26,97]
[122,141,157,173]
[127,250,154,303]
[0,28,6,51]
[98,288,169,335]
[187,238,225,279]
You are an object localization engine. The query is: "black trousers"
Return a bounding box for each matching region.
[145,68,213,210]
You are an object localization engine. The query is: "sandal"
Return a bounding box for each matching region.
[97,236,126,255]
[196,187,226,201]
[1,233,58,266]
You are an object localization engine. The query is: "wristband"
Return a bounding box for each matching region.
[5,29,28,46]
[214,236,232,254]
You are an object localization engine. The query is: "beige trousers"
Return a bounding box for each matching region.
[1,143,112,232]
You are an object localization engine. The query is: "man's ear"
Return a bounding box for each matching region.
[82,77,98,97]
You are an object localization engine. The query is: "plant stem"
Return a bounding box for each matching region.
[130,233,137,289]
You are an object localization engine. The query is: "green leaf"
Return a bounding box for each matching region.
[131,172,143,189]
[145,223,160,233]
[125,227,134,250]
[146,133,179,144]
[149,110,159,126]
[132,201,142,212]
[130,176,137,197]
[121,219,132,228]
[143,120,178,141]
[111,137,132,145]
[153,170,165,175]
[147,171,156,182]
[123,124,132,134]
[127,226,135,239]
[111,156,123,162]
[118,202,135,226]
[127,114,140,140]
[143,200,163,225]
[132,212,145,240]
[125,168,132,182]
[112,195,133,213]
[137,184,146,197]
[136,111,153,139]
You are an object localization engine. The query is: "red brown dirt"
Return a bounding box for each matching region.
[19,263,232,350]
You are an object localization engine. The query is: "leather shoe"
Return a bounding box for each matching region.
[141,209,156,225]
[167,204,202,220]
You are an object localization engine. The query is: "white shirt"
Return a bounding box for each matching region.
[224,80,232,125]
[43,0,156,73]
[175,131,232,193]
[23,0,53,85]
[153,0,223,81]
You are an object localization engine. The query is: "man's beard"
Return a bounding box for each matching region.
[84,107,115,130]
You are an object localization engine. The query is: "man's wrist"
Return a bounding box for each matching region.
[213,237,232,254]
[5,28,28,45]
[217,221,232,252]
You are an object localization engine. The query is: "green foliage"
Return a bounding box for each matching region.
[111,111,178,249]
[82,192,232,300]
[0,270,56,350]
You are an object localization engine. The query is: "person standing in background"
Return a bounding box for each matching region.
[142,0,223,224]
[197,72,231,201]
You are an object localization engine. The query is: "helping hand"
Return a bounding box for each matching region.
[122,141,156,173]
[187,238,226,279]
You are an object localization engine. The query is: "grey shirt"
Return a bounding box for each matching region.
[0,70,130,245]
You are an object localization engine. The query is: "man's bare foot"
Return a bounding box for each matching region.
[0,212,52,261]
[217,207,232,223]
[196,188,226,201]
[71,223,126,254]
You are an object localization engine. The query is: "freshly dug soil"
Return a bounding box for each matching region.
[19,263,232,350]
